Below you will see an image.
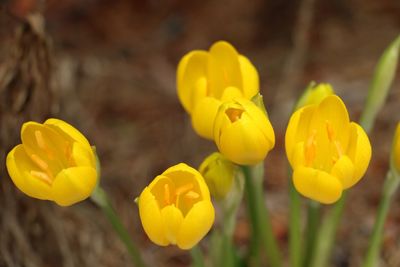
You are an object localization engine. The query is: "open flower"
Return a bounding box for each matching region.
[213,98,275,165]
[138,163,214,249]
[177,41,259,139]
[285,95,371,204]
[6,118,98,206]
[392,123,400,175]
[199,152,237,199]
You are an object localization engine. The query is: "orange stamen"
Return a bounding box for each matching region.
[185,191,200,200]
[305,130,317,166]
[30,171,52,185]
[175,183,194,196]
[164,184,171,205]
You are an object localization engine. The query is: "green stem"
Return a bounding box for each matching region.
[361,171,400,267]
[190,246,205,267]
[242,165,282,267]
[289,170,302,267]
[91,186,147,267]
[310,193,346,267]
[302,201,320,267]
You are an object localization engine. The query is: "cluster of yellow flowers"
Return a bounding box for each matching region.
[6,41,398,251]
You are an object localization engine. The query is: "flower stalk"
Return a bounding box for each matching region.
[361,170,400,267]
[91,186,147,267]
[242,164,282,267]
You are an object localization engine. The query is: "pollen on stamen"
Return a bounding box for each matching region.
[175,183,194,196]
[305,130,317,166]
[34,130,54,159]
[31,154,49,171]
[164,184,171,205]
[30,170,52,185]
[185,190,200,200]
[325,120,335,142]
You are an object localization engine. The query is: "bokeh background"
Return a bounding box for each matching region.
[1,0,400,266]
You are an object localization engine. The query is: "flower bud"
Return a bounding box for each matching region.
[295,83,334,110]
[213,98,275,165]
[6,118,98,206]
[199,152,237,199]
[138,163,215,250]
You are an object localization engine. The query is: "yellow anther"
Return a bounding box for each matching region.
[35,130,46,150]
[334,140,344,157]
[305,130,317,166]
[164,184,171,205]
[30,170,52,185]
[326,120,335,142]
[175,183,194,196]
[30,154,49,171]
[185,191,200,200]
[34,130,54,159]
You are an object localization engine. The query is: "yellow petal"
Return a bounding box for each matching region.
[139,187,169,246]
[291,142,306,169]
[238,55,259,99]
[177,51,209,113]
[285,105,316,165]
[217,118,272,165]
[51,166,97,206]
[331,155,355,189]
[347,122,372,181]
[236,98,275,146]
[293,166,343,204]
[71,141,96,168]
[177,200,215,249]
[191,97,222,140]
[6,145,52,200]
[208,41,242,98]
[311,95,350,147]
[160,205,184,245]
[220,86,243,102]
[44,118,91,148]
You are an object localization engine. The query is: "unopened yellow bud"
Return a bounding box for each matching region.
[296,83,334,110]
[199,152,236,199]
[213,98,275,165]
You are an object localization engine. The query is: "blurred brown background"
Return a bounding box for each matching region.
[0,0,400,266]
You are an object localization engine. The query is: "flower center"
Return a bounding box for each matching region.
[28,130,73,185]
[225,108,244,123]
[304,120,344,170]
[163,183,200,206]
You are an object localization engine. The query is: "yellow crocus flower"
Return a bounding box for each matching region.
[177,41,259,139]
[6,118,98,206]
[285,95,371,204]
[138,163,215,250]
[213,98,275,165]
[392,123,400,174]
[199,152,237,199]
